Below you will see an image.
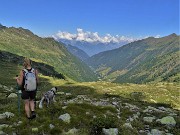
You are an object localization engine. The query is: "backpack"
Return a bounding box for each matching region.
[23,68,37,91]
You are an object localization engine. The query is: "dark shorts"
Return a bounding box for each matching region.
[21,90,37,100]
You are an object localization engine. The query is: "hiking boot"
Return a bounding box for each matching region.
[31,111,36,119]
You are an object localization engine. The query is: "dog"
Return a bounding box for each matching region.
[39,87,57,109]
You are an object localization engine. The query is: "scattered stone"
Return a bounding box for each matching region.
[32,128,38,132]
[0,131,6,135]
[126,117,134,122]
[157,116,176,126]
[62,106,67,109]
[139,130,146,134]
[148,129,164,135]
[65,128,78,135]
[112,102,118,106]
[102,128,118,135]
[91,101,112,107]
[168,113,177,116]
[17,121,22,126]
[0,114,6,120]
[124,103,139,112]
[123,123,133,129]
[57,92,65,95]
[66,93,72,96]
[165,133,174,135]
[3,112,14,118]
[59,113,71,123]
[143,106,164,113]
[49,124,55,129]
[0,124,9,130]
[133,113,139,120]
[8,93,17,98]
[143,116,156,123]
[0,112,14,119]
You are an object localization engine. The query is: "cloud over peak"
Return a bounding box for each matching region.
[53,28,136,43]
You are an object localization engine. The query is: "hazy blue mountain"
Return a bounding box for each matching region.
[58,39,128,56]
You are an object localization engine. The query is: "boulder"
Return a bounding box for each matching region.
[123,123,133,129]
[3,112,14,118]
[143,117,156,123]
[157,116,176,126]
[147,129,164,135]
[59,113,71,123]
[102,128,118,135]
[8,93,17,98]
[0,112,14,119]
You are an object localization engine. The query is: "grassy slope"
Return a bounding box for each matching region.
[0,59,179,134]
[87,34,180,83]
[0,26,97,82]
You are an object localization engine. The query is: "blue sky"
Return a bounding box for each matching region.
[0,0,179,38]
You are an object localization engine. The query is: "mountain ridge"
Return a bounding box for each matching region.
[0,26,97,82]
[64,44,89,61]
[86,34,180,83]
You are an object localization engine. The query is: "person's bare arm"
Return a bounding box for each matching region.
[35,69,39,85]
[16,70,24,86]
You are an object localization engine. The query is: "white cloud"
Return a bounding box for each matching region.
[52,28,137,44]
[154,35,161,38]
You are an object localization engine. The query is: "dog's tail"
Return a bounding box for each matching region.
[39,97,45,109]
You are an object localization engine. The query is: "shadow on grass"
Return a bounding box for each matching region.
[58,84,174,110]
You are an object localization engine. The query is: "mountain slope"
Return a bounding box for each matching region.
[0,26,97,82]
[64,44,89,61]
[58,39,128,56]
[86,34,180,83]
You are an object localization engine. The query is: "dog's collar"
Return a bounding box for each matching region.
[51,90,56,95]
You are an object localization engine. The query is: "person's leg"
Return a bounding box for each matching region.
[24,99,31,118]
[29,99,36,118]
[29,91,37,118]
[29,99,35,111]
[22,91,31,118]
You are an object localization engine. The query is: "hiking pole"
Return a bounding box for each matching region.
[16,75,21,116]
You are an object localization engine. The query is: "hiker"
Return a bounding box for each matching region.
[16,58,39,119]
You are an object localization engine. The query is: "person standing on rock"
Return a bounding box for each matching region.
[16,58,39,119]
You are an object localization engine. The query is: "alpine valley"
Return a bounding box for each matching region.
[86,34,180,84]
[0,24,179,135]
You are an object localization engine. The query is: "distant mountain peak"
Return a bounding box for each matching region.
[0,23,6,29]
[169,33,177,37]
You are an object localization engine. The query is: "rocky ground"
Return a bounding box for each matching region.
[0,83,179,135]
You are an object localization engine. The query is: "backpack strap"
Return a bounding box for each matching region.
[23,69,29,77]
